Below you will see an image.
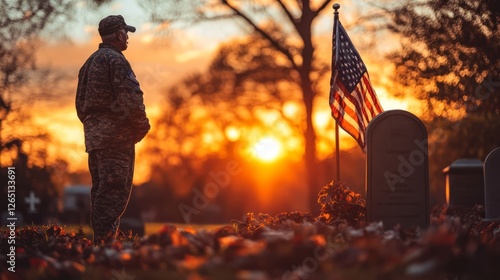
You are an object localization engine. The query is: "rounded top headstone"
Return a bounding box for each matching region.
[367,109,427,137]
[485,147,500,163]
[484,147,500,221]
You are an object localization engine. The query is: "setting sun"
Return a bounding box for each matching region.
[251,137,282,162]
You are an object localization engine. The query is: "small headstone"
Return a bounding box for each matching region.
[443,159,484,208]
[366,110,429,229]
[484,147,500,220]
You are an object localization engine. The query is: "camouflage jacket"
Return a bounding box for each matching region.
[76,43,150,152]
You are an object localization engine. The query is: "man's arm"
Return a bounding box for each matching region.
[110,56,151,142]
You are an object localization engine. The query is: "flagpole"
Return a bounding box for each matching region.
[333,3,341,182]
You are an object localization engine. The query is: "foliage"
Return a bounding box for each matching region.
[152,31,304,157]
[0,0,73,167]
[386,0,500,203]
[387,0,499,117]
[2,182,499,279]
[232,212,316,239]
[146,33,323,218]
[0,0,73,109]
[317,181,366,226]
[142,0,335,212]
[2,209,500,279]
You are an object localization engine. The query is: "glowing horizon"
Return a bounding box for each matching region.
[4,0,424,188]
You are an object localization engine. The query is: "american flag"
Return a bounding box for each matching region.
[329,21,383,151]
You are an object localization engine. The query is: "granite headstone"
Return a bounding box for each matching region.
[484,147,500,220]
[443,159,484,208]
[366,110,429,229]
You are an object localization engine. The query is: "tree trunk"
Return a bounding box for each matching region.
[302,75,319,214]
[298,6,320,214]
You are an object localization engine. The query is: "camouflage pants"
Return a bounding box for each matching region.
[88,147,135,244]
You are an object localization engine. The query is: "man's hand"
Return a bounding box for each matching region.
[134,121,150,143]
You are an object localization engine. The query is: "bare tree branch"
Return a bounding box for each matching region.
[221,0,299,71]
[276,0,300,30]
[313,0,333,18]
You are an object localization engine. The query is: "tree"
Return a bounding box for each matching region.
[0,1,79,221]
[388,0,499,116]
[386,0,500,202]
[145,32,331,219]
[0,0,73,166]
[148,33,304,186]
[144,0,334,212]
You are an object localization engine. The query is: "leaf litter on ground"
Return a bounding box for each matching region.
[1,180,500,280]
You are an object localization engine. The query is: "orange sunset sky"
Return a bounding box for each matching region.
[16,0,417,185]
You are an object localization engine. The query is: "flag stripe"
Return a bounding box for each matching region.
[361,75,383,116]
[331,93,364,146]
[331,82,366,148]
[329,21,383,151]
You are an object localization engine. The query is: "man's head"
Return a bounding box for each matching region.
[99,15,136,51]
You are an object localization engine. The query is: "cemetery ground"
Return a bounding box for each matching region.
[1,181,500,280]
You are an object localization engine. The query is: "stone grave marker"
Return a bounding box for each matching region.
[442,159,484,208]
[366,110,429,229]
[484,147,500,220]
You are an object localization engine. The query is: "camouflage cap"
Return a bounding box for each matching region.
[98,15,136,36]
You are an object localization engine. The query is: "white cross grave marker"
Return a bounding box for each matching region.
[25,191,40,213]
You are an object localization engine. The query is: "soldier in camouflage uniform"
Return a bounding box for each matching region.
[76,15,150,245]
